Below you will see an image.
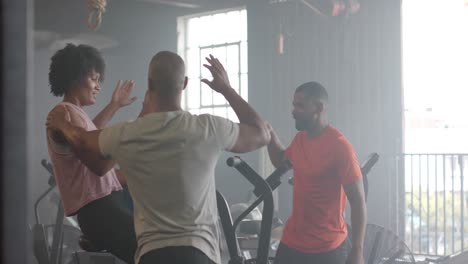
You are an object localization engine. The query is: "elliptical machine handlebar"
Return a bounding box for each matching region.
[41,159,54,175]
[231,159,292,231]
[226,157,292,197]
[226,156,243,167]
[226,156,268,190]
[34,159,57,225]
[254,160,292,197]
[222,156,292,264]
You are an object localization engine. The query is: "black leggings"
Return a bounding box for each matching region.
[77,190,137,264]
[139,246,215,264]
[274,240,350,264]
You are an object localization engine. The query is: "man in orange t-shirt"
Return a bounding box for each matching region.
[267,82,367,264]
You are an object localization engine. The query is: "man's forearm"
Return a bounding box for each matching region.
[59,122,89,149]
[93,102,120,129]
[58,123,114,176]
[350,200,367,251]
[221,87,265,130]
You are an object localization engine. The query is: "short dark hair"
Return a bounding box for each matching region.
[48,43,105,97]
[295,81,328,102]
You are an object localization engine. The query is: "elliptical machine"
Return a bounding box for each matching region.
[32,159,67,264]
[217,156,292,264]
[32,159,126,264]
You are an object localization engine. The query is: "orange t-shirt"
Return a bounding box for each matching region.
[281,126,362,253]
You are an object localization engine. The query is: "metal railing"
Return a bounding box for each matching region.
[402,154,468,256]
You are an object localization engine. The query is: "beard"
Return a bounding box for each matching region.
[295,119,307,131]
[295,117,321,132]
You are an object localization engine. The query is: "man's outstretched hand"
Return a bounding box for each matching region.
[201,54,232,94]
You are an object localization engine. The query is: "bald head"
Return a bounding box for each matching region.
[148,51,186,99]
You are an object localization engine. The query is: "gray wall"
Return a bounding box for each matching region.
[31,0,403,234]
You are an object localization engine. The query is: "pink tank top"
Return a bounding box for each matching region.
[46,102,122,216]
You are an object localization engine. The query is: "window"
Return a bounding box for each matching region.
[178,8,248,122]
[402,0,468,255]
[403,0,468,153]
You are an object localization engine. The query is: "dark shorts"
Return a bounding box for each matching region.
[274,239,350,264]
[77,190,137,264]
[140,246,216,264]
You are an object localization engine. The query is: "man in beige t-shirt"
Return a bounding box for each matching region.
[46,51,270,264]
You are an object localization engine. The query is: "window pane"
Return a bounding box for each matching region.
[229,74,239,93]
[226,11,241,43]
[200,78,209,91]
[240,42,248,73]
[181,89,186,110]
[212,13,227,45]
[198,15,213,46]
[200,48,213,80]
[187,78,200,109]
[226,44,239,74]
[241,73,248,101]
[187,48,200,78]
[213,107,228,119]
[240,10,247,42]
[187,17,200,48]
[213,91,226,106]
[200,108,213,115]
[227,107,239,123]
[191,108,200,115]
[212,46,227,66]
[201,87,213,106]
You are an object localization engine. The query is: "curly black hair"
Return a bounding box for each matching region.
[48,43,105,97]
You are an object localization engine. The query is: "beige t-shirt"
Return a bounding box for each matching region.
[99,111,239,264]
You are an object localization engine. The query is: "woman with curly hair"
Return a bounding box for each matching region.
[46,43,137,263]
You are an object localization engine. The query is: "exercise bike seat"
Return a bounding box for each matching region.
[76,234,129,264]
[78,234,106,252]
